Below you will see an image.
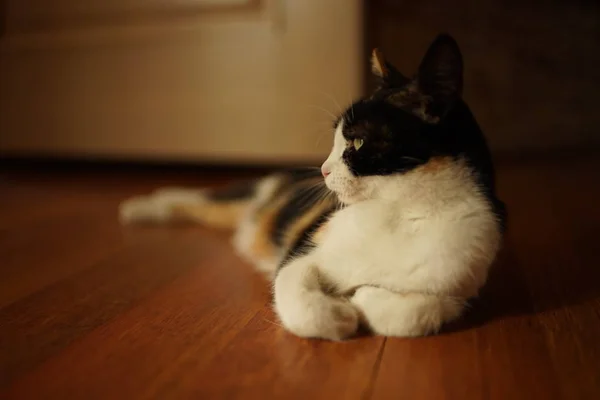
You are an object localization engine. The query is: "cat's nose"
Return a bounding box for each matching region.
[321,165,331,177]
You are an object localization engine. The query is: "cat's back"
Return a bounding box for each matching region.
[233,168,339,275]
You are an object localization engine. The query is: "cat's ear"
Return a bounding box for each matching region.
[416,34,463,116]
[371,48,410,89]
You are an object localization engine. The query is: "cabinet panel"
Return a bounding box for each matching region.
[0,1,364,164]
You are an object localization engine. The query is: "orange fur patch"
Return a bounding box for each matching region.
[371,48,388,78]
[245,173,335,264]
[311,220,330,245]
[281,196,335,251]
[249,193,291,260]
[419,156,453,173]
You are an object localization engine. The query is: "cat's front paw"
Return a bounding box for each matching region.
[351,286,464,337]
[276,292,359,341]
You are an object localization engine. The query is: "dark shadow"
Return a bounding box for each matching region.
[443,228,600,334]
[442,241,533,333]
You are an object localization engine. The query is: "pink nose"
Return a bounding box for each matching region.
[321,166,331,177]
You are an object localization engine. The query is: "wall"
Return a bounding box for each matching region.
[366,0,600,154]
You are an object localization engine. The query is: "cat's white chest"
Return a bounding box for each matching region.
[315,201,415,292]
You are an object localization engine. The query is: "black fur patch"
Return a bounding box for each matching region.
[340,100,432,176]
[207,179,258,201]
[270,179,329,247]
[278,207,336,270]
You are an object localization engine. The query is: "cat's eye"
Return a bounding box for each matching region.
[353,138,364,150]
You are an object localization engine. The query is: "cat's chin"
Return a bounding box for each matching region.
[333,191,367,206]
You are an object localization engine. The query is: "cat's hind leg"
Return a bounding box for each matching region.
[119,175,280,230]
[119,175,285,277]
[351,286,464,337]
[273,257,360,340]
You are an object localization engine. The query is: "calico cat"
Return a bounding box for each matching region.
[119,34,506,340]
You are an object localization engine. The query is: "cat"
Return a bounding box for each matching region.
[119,33,506,340]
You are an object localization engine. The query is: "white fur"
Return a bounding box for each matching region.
[119,187,208,223]
[273,119,501,340]
[274,259,359,340]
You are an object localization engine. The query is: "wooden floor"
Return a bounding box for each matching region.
[1,156,599,400]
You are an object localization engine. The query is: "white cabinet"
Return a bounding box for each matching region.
[0,1,364,164]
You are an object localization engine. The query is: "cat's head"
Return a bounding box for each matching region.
[322,34,482,205]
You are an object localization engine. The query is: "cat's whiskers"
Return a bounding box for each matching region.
[305,180,331,203]
[317,89,343,115]
[306,105,337,149]
[263,319,284,328]
[401,156,426,163]
[314,126,332,148]
[294,180,329,206]
[307,104,337,121]
[301,179,339,208]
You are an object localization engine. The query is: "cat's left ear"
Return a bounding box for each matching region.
[416,34,463,116]
[371,48,410,89]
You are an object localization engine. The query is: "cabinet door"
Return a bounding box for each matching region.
[0,0,364,164]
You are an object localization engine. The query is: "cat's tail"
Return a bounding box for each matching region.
[118,174,282,230]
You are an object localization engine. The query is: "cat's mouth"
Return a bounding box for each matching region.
[324,177,354,205]
[326,174,380,205]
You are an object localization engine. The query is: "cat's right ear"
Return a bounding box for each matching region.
[416,34,463,116]
[371,48,410,89]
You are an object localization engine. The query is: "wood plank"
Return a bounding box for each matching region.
[0,157,599,399]
[0,214,126,307]
[0,226,219,388]
[182,307,385,400]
